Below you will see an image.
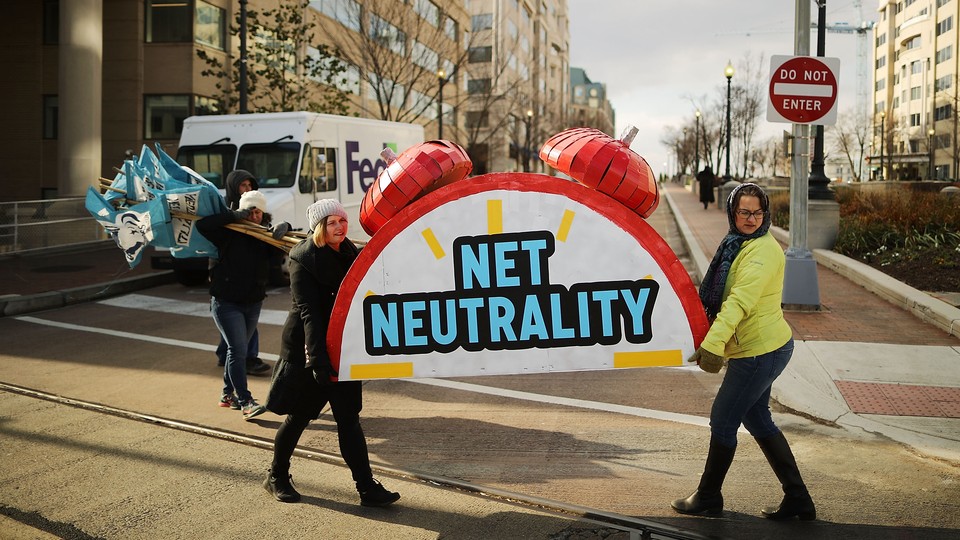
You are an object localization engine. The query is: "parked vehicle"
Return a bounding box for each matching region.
[152,112,425,285]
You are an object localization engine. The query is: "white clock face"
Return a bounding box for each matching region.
[328,173,707,381]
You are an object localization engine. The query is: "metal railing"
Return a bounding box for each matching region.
[0,197,102,254]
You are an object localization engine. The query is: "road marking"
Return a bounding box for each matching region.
[12,314,725,430]
[97,294,289,326]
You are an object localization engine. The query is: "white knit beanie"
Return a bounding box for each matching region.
[239,190,267,211]
[307,199,348,231]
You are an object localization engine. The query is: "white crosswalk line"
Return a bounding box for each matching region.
[98,294,289,326]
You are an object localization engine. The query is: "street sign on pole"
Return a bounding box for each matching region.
[767,55,840,125]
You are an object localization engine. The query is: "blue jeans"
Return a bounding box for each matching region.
[211,297,262,404]
[709,338,794,447]
[216,330,259,363]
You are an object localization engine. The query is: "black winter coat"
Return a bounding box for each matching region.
[196,211,278,304]
[270,237,359,417]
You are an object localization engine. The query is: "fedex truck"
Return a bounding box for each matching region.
[154,112,424,285]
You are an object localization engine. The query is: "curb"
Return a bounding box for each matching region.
[0,271,176,317]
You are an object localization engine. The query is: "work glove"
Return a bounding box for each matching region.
[312,364,339,387]
[270,221,291,240]
[686,347,724,374]
[231,208,251,221]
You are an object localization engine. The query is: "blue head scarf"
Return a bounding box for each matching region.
[698,182,772,319]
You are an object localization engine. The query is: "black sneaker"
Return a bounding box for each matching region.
[264,472,301,503]
[358,479,400,507]
[246,357,271,376]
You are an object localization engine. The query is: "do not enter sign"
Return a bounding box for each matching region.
[767,55,840,125]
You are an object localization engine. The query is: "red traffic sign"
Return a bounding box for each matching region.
[767,55,840,125]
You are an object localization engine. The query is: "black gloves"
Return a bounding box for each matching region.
[231,208,251,221]
[270,221,291,240]
[312,364,339,386]
[686,347,725,373]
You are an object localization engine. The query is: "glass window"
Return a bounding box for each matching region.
[414,0,439,26]
[472,13,493,31]
[43,95,58,139]
[236,142,302,188]
[466,111,488,128]
[195,1,225,49]
[444,16,457,41]
[468,79,491,94]
[176,145,237,188]
[468,46,493,63]
[311,0,360,32]
[145,95,190,139]
[369,14,406,56]
[145,0,192,43]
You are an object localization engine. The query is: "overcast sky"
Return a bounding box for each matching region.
[566,0,876,176]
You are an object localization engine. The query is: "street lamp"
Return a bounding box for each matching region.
[879,111,885,180]
[929,127,936,179]
[523,109,534,172]
[694,109,701,175]
[437,69,448,140]
[723,61,734,205]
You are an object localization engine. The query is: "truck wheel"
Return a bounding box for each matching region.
[174,268,209,287]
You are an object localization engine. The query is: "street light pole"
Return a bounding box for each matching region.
[929,127,936,179]
[239,0,248,114]
[694,110,701,175]
[523,109,533,173]
[879,111,885,180]
[723,61,734,205]
[436,69,447,140]
[808,0,833,200]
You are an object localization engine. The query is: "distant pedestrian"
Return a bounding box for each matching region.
[197,190,287,421]
[697,166,717,209]
[671,183,816,521]
[263,199,400,507]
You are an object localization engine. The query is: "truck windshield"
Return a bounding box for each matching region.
[237,142,302,188]
[176,145,237,188]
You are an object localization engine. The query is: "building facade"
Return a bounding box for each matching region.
[2,0,573,202]
[462,0,570,175]
[569,67,614,136]
[872,0,959,180]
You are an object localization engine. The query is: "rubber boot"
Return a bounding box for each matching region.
[755,432,816,521]
[671,437,736,516]
[263,466,301,503]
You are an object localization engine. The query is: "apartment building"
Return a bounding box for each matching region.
[872,0,959,180]
[462,0,569,174]
[3,0,575,202]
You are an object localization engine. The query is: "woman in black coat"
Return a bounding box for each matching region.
[263,199,400,507]
[697,166,717,209]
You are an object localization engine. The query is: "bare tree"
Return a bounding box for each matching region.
[197,0,351,114]
[829,108,869,182]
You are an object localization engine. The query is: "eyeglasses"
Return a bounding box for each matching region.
[735,209,767,220]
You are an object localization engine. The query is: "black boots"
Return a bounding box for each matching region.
[755,432,816,521]
[671,437,736,516]
[357,478,401,507]
[264,468,301,503]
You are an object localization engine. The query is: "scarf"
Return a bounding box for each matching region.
[698,183,771,319]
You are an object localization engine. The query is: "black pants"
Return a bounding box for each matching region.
[271,381,372,484]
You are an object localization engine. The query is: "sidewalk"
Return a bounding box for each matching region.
[662,182,960,463]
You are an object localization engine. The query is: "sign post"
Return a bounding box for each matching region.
[767,55,840,126]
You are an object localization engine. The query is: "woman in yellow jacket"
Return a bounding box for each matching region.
[671,183,816,521]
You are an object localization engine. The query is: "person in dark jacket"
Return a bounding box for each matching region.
[214,169,271,375]
[263,199,400,507]
[697,166,717,210]
[198,190,284,420]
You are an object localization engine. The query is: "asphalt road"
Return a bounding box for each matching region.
[0,203,958,540]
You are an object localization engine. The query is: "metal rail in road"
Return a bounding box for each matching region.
[1,381,719,540]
